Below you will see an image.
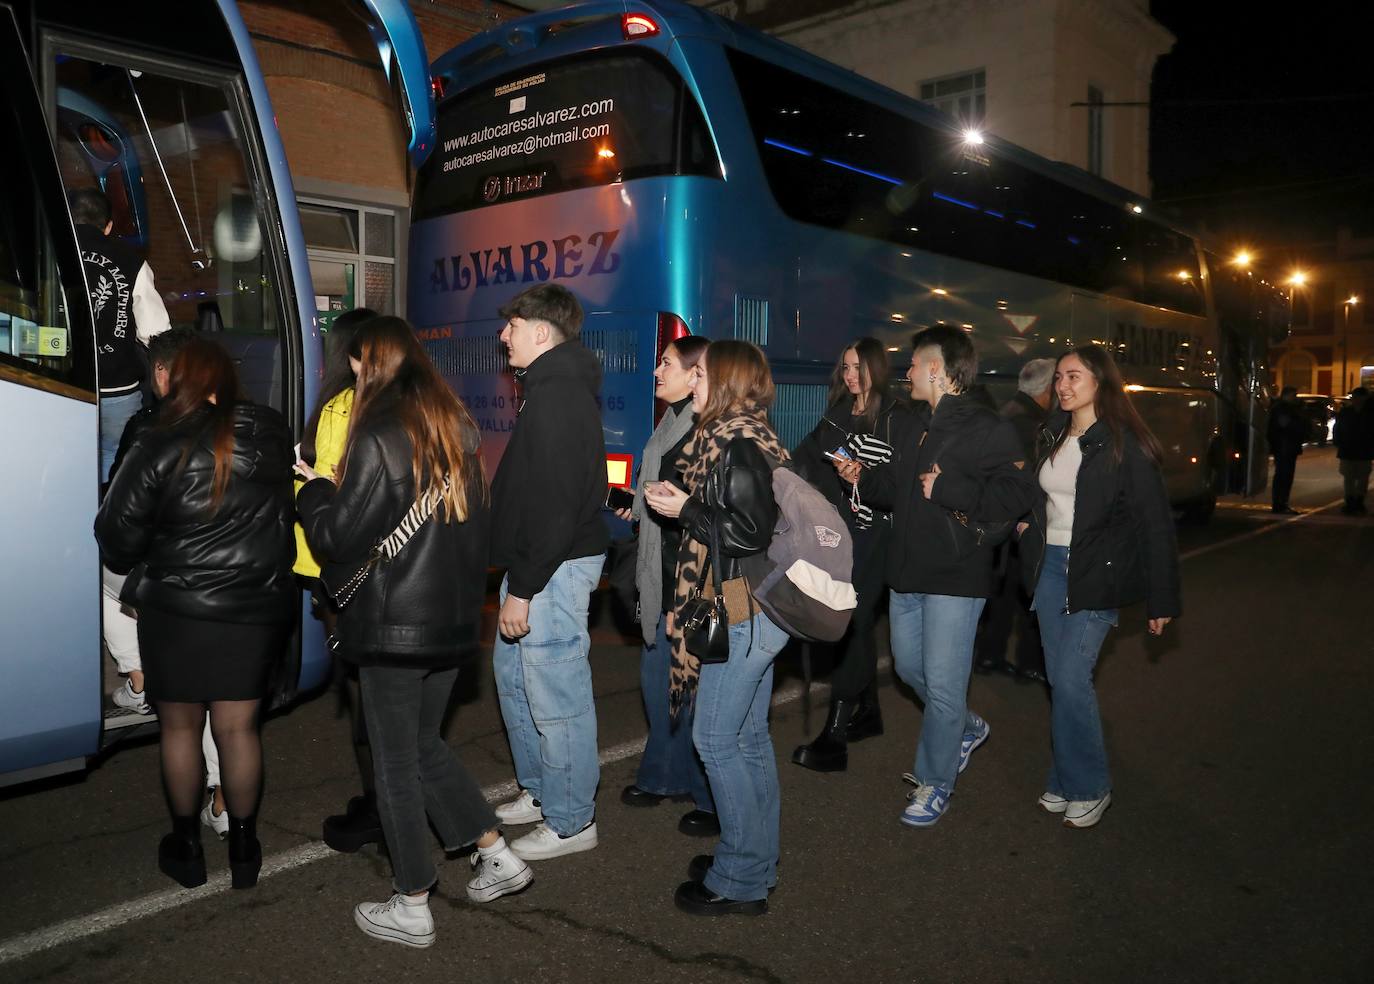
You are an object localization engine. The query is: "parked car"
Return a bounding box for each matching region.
[1296,394,1337,446]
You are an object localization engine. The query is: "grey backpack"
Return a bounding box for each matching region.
[740,467,858,641]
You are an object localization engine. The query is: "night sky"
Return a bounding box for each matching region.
[1149,1,1374,259]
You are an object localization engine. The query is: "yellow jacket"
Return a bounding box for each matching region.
[293,387,354,578]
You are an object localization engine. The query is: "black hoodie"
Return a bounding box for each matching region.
[861,392,1036,598]
[491,340,609,598]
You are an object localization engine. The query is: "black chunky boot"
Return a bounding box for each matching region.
[228,815,262,889]
[846,684,884,743]
[791,698,854,772]
[322,794,385,853]
[158,815,207,889]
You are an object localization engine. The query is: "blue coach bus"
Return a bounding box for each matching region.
[409,0,1286,511]
[0,0,434,786]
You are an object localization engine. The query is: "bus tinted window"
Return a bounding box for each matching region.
[414,50,718,220]
[728,48,1201,312]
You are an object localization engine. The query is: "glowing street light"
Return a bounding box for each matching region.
[1233,250,1252,268]
[1342,295,1360,393]
[1288,271,1308,288]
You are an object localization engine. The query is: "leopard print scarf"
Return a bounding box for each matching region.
[668,406,789,714]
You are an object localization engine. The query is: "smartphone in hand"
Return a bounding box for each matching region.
[605,486,635,510]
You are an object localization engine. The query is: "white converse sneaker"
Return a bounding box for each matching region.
[1063,792,1112,829]
[509,821,598,861]
[111,679,151,715]
[494,789,543,825]
[200,792,229,840]
[1037,791,1069,814]
[467,838,533,903]
[353,892,435,948]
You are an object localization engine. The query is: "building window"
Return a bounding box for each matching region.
[298,199,398,329]
[919,69,985,125]
[1087,85,1104,177]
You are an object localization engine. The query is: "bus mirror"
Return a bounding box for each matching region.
[197,302,224,334]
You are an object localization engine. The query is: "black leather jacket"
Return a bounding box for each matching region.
[95,401,295,624]
[1020,411,1181,619]
[297,411,490,668]
[678,438,778,581]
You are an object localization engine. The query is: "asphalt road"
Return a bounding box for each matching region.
[2,448,1370,983]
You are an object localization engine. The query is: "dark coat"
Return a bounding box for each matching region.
[95,401,295,624]
[862,392,1037,598]
[1020,410,1181,620]
[791,394,911,531]
[490,340,609,599]
[296,410,490,668]
[1334,401,1374,461]
[1267,397,1311,458]
[678,437,778,582]
[1000,390,1048,460]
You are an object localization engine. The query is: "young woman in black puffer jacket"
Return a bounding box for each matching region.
[96,337,295,892]
[1019,345,1180,831]
[295,317,519,949]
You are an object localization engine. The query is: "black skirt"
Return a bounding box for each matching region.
[138,607,290,703]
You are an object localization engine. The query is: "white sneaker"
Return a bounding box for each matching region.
[1037,791,1069,814]
[509,821,598,861]
[466,838,533,903]
[200,793,229,840]
[1063,792,1112,829]
[494,789,543,825]
[353,893,435,948]
[111,679,151,715]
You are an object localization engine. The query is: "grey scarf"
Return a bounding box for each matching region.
[630,401,696,645]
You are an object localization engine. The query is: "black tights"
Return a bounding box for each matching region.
[157,699,262,819]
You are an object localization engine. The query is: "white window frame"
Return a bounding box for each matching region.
[298,196,399,316]
[919,69,986,125]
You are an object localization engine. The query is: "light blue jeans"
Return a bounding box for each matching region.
[99,390,144,482]
[889,591,988,791]
[694,611,790,902]
[634,611,714,812]
[493,554,605,836]
[1032,545,1116,800]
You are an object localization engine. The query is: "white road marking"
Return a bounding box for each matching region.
[0,494,1345,966]
[0,671,834,966]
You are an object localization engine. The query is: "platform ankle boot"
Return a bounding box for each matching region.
[228,815,262,889]
[158,815,207,889]
[791,698,854,772]
[846,683,884,742]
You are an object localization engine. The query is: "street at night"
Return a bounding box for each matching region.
[3,449,1369,983]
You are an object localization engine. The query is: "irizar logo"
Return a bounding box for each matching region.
[814,526,841,549]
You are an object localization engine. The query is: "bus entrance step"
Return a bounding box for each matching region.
[103,706,158,732]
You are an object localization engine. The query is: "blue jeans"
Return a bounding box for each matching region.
[694,612,790,902]
[493,555,605,836]
[359,665,499,894]
[634,611,714,811]
[889,591,987,791]
[1032,545,1115,800]
[99,390,144,482]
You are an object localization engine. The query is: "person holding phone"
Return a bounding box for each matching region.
[1019,346,1180,829]
[789,338,910,772]
[613,335,717,835]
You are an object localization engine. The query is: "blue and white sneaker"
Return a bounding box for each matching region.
[900,775,950,827]
[958,713,990,774]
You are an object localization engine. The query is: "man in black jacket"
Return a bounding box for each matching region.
[488,285,609,862]
[1334,388,1373,514]
[1267,386,1311,514]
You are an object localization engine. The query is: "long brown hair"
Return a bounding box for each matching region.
[827,337,890,431]
[300,307,376,466]
[696,340,775,431]
[159,337,239,512]
[1052,345,1163,465]
[336,317,483,521]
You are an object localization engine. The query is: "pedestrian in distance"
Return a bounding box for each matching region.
[644,339,792,916]
[857,326,1036,828]
[488,284,610,862]
[614,334,720,836]
[95,337,295,891]
[71,187,172,484]
[286,307,388,854]
[295,317,522,949]
[1267,385,1311,514]
[974,356,1056,684]
[790,337,910,772]
[1019,345,1181,829]
[1333,387,1373,515]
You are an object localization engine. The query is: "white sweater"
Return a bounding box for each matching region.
[1039,437,1083,547]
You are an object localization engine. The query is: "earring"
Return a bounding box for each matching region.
[928,374,937,383]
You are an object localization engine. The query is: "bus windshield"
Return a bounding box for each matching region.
[413,48,718,221]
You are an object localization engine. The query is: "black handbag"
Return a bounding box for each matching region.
[678,513,730,664]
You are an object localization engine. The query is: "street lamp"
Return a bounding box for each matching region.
[1343,295,1359,394]
[1233,250,1252,268]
